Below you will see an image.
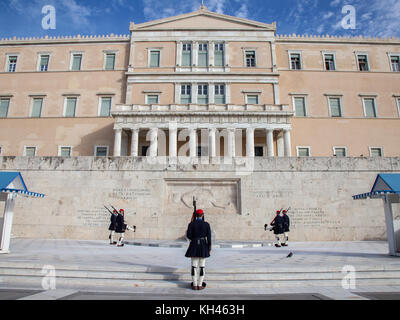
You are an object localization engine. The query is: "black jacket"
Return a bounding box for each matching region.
[108,214,118,231]
[271,215,284,235]
[115,214,127,233]
[283,214,290,232]
[185,219,212,258]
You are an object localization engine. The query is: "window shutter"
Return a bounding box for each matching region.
[150,51,160,67]
[65,98,77,117]
[25,147,36,157]
[147,95,159,104]
[31,99,43,118]
[71,55,82,70]
[329,98,341,117]
[60,147,71,157]
[294,97,306,117]
[105,54,115,70]
[0,99,10,118]
[364,99,376,118]
[100,98,111,116]
[247,95,259,105]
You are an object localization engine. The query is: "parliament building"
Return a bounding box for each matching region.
[1,6,399,159]
[0,6,399,242]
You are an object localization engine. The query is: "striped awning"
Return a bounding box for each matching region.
[353,174,400,200]
[0,172,45,199]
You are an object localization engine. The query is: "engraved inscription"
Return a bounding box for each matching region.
[110,188,152,201]
[76,208,109,227]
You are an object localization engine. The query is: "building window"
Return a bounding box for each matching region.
[214,43,225,67]
[24,146,36,157]
[0,98,10,118]
[95,146,109,157]
[215,84,225,104]
[363,98,377,118]
[390,55,400,72]
[31,98,43,118]
[297,147,311,157]
[294,97,307,117]
[146,94,159,105]
[334,147,347,157]
[255,146,264,157]
[370,147,383,157]
[181,84,192,104]
[245,51,256,67]
[71,53,82,71]
[246,94,259,105]
[99,97,112,117]
[149,50,160,68]
[0,146,2,156]
[64,97,77,117]
[198,43,208,67]
[290,53,302,70]
[39,54,50,72]
[197,146,209,157]
[182,43,192,67]
[197,84,208,104]
[329,97,342,117]
[7,56,18,72]
[59,146,72,157]
[357,54,369,71]
[397,98,400,117]
[105,53,116,70]
[324,54,336,71]
[141,145,149,156]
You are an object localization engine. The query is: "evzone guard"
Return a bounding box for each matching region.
[115,208,136,247]
[185,208,212,291]
[105,205,136,247]
[265,208,290,247]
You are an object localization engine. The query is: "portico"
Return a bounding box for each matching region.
[112,106,293,158]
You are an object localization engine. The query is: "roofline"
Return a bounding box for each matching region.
[130,7,276,32]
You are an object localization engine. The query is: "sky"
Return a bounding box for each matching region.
[0,0,399,38]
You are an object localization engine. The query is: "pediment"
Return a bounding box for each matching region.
[132,8,275,32]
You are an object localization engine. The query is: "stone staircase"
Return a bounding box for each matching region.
[1,262,400,290]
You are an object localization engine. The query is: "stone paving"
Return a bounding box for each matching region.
[0,238,400,300]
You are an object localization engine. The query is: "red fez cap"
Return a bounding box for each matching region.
[119,209,124,213]
[196,209,204,215]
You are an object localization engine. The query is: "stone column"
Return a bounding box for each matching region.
[176,41,182,66]
[209,41,215,66]
[113,128,122,157]
[246,128,255,157]
[190,128,197,157]
[228,128,236,158]
[193,41,198,67]
[169,126,178,158]
[277,131,285,157]
[209,128,216,158]
[192,83,198,104]
[266,129,275,157]
[131,128,139,157]
[209,83,215,104]
[149,128,158,157]
[284,129,292,157]
[225,83,231,104]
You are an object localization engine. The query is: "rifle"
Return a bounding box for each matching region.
[191,196,197,222]
[110,204,118,212]
[104,205,114,215]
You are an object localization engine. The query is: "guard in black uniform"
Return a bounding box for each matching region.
[115,209,136,247]
[185,209,212,291]
[109,209,118,245]
[282,209,290,247]
[270,210,284,247]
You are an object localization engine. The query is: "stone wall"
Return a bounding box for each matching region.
[1,156,399,242]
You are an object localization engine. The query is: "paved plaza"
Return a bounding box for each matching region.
[0,238,399,300]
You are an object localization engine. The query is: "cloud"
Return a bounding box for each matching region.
[235,3,249,19]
